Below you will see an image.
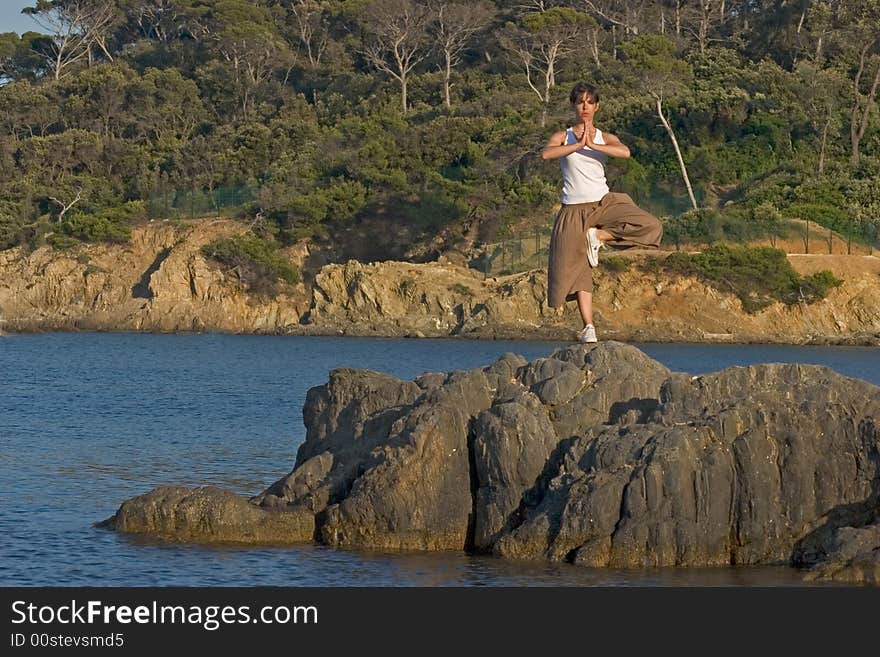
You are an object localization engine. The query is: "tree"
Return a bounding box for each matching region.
[621,34,698,210]
[795,61,847,175]
[359,0,432,114]
[118,0,182,44]
[844,1,880,166]
[0,32,52,82]
[23,1,120,76]
[1,33,20,83]
[131,67,206,143]
[23,0,90,79]
[803,0,835,64]
[58,62,145,139]
[499,7,596,126]
[287,0,329,68]
[581,0,653,37]
[430,0,494,109]
[179,1,295,119]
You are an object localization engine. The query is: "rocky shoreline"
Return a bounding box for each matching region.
[100,341,880,584]
[1,221,879,344]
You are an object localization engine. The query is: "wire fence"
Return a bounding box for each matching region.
[143,183,879,275]
[146,184,255,220]
[477,218,880,277]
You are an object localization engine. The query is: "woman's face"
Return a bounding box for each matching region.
[574,93,599,122]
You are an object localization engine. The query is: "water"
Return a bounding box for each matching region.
[1,334,878,587]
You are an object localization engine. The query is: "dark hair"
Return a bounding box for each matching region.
[569,82,599,105]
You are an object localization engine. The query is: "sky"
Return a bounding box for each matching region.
[0,0,42,35]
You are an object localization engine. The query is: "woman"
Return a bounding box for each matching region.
[542,82,663,343]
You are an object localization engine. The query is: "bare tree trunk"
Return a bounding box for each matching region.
[95,37,114,62]
[850,44,880,166]
[541,65,552,128]
[698,2,709,55]
[819,117,829,175]
[854,65,880,165]
[49,190,83,223]
[444,52,452,109]
[656,96,698,210]
[401,76,408,114]
[591,28,600,68]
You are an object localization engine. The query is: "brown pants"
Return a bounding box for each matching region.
[547,192,662,307]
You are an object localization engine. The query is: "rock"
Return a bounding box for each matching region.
[0,220,307,333]
[470,344,670,551]
[494,363,880,567]
[99,486,314,544]
[301,256,880,344]
[3,220,880,343]
[103,342,880,581]
[799,521,880,584]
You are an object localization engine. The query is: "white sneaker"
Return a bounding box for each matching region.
[578,324,598,343]
[586,227,604,267]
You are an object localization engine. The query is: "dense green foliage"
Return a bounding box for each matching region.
[1,0,878,257]
[600,254,630,273]
[655,245,843,312]
[201,235,300,295]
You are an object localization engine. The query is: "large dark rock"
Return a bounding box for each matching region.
[495,364,880,568]
[103,342,880,582]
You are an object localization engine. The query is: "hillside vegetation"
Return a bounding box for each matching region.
[1,0,879,265]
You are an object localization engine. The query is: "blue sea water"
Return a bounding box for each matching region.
[1,334,878,586]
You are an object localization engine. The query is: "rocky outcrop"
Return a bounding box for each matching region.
[2,219,878,343]
[99,486,314,544]
[302,256,880,344]
[103,342,880,583]
[799,520,880,584]
[0,220,308,333]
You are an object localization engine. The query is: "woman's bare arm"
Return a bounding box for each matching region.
[586,131,631,158]
[541,129,585,160]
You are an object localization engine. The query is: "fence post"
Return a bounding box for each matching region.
[828,227,833,254]
[535,228,539,258]
[805,219,810,254]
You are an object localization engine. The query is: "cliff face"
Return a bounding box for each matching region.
[1,220,878,343]
[102,342,880,583]
[0,220,308,333]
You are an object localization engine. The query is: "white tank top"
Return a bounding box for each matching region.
[560,127,610,204]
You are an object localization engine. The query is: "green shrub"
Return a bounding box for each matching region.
[601,255,630,272]
[796,270,843,303]
[448,282,473,297]
[58,212,131,244]
[662,205,788,247]
[785,202,850,229]
[653,244,842,313]
[51,201,145,245]
[45,233,81,249]
[202,235,299,296]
